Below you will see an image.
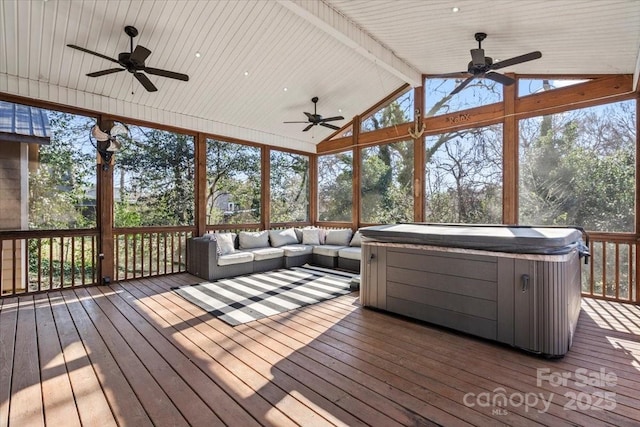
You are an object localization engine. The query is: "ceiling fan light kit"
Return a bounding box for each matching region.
[67,25,189,92]
[284,96,345,132]
[436,32,542,96]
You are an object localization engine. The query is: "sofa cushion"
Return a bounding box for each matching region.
[217,251,254,266]
[281,244,313,257]
[269,228,298,247]
[313,245,345,257]
[239,230,269,249]
[349,231,362,247]
[201,233,221,255]
[324,228,353,246]
[339,246,361,261]
[215,232,236,255]
[243,247,284,261]
[301,229,321,245]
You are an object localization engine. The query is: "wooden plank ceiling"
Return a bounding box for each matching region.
[1,0,639,152]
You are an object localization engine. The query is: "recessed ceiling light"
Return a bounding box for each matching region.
[283,87,288,92]
[338,108,342,113]
[243,71,249,76]
[452,6,460,12]
[195,51,201,58]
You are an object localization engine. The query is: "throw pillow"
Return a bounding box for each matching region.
[324,228,353,246]
[215,233,236,255]
[239,230,269,249]
[349,231,362,247]
[301,229,321,245]
[269,228,298,247]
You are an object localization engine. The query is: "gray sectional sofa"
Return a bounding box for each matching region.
[187,227,362,281]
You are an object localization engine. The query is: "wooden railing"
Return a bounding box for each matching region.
[582,232,638,303]
[113,226,194,281]
[204,223,262,234]
[2,226,638,304]
[0,229,98,296]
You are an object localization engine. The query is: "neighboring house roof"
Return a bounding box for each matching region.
[0,100,51,145]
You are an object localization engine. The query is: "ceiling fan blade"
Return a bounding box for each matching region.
[87,68,125,77]
[491,51,542,70]
[484,72,515,85]
[283,121,309,124]
[303,112,314,120]
[144,67,189,81]
[130,45,152,65]
[449,75,475,96]
[320,116,344,122]
[134,72,158,92]
[67,44,119,64]
[470,48,485,66]
[302,124,314,132]
[320,123,340,131]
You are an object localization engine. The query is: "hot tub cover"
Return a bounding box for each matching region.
[359,223,588,255]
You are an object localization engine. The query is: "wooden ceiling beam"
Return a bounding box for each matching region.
[277,0,422,87]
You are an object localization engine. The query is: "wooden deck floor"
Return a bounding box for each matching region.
[1,273,639,427]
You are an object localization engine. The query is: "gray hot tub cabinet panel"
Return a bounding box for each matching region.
[361,242,581,357]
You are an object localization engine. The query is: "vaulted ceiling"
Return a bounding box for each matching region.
[1,0,639,152]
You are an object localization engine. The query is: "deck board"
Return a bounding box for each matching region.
[0,272,639,426]
[34,294,82,427]
[10,297,44,427]
[0,298,18,427]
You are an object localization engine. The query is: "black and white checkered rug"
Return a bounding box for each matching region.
[173,265,358,326]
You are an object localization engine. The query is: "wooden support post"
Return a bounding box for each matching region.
[413,85,425,222]
[261,146,270,230]
[97,117,114,284]
[352,115,361,229]
[636,96,640,303]
[309,154,317,224]
[502,74,518,224]
[195,132,207,236]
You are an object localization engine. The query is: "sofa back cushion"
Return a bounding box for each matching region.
[349,231,362,247]
[269,228,298,247]
[239,230,270,249]
[324,228,353,246]
[301,229,321,245]
[216,233,237,255]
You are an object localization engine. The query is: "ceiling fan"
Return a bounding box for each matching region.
[435,32,542,96]
[67,25,189,92]
[284,97,344,132]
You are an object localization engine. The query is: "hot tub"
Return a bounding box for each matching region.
[359,224,588,357]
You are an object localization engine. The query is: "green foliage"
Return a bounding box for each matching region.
[114,202,142,227]
[27,238,96,288]
[357,96,414,224]
[270,151,310,222]
[519,101,636,232]
[318,153,353,221]
[206,139,261,224]
[28,111,96,229]
[114,126,195,226]
[361,93,413,132]
[361,142,414,223]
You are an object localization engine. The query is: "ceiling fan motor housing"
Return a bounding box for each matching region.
[118,52,145,70]
[467,57,493,74]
